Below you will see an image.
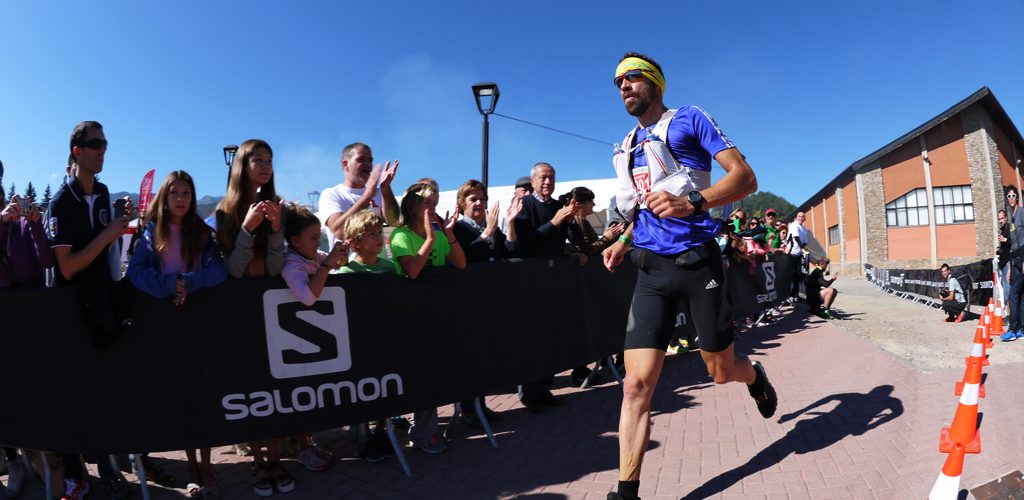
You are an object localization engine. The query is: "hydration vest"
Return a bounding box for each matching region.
[612,109,712,221]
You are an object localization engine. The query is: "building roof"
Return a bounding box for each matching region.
[788,87,1024,219]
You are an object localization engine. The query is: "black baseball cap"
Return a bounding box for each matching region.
[515,176,532,189]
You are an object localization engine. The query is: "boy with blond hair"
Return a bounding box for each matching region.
[339,210,393,274]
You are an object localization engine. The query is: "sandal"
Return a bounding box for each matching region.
[267,461,294,494]
[251,463,273,497]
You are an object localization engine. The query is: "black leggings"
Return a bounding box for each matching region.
[624,243,734,353]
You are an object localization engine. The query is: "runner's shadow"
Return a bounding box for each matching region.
[682,385,903,499]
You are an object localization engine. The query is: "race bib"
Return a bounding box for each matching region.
[632,166,651,194]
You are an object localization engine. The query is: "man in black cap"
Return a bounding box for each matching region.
[514,176,533,198]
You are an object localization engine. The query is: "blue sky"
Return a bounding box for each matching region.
[1,1,1022,208]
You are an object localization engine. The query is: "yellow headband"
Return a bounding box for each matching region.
[615,57,665,93]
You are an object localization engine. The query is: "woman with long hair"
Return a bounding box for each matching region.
[214,139,285,279]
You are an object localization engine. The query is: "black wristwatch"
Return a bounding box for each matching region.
[687,191,706,214]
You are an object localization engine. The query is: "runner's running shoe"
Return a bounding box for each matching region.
[748,361,778,419]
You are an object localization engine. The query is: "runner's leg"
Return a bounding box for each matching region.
[618,348,665,481]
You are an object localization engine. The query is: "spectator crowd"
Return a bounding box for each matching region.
[0,121,831,500]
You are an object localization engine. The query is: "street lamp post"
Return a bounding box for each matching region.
[307,190,320,208]
[223,144,239,187]
[471,82,500,188]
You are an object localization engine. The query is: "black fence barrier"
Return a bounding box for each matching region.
[864,259,994,306]
[0,251,793,454]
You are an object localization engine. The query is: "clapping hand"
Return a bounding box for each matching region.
[505,195,523,221]
[603,221,625,240]
[552,201,577,226]
[242,202,266,233]
[379,160,399,189]
[262,200,282,233]
[441,207,460,239]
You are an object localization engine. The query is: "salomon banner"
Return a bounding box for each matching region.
[1,252,793,454]
[864,259,994,305]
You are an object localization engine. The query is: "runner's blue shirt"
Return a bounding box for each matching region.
[631,106,735,255]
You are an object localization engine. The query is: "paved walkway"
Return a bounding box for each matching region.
[5,308,1023,499]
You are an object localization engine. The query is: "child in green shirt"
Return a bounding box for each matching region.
[340,210,394,274]
[389,181,466,279]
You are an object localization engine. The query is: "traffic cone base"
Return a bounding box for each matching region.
[939,427,981,453]
[954,381,986,398]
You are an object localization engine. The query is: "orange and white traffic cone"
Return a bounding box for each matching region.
[940,357,983,453]
[993,299,1005,337]
[928,443,966,500]
[981,310,995,349]
[956,335,986,397]
[964,325,990,368]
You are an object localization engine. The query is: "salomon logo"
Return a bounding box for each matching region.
[263,287,352,379]
[705,279,719,290]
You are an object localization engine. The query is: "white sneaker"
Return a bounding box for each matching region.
[5,456,24,498]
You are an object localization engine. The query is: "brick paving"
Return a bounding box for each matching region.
[4,308,1023,499]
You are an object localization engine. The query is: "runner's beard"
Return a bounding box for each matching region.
[625,87,655,116]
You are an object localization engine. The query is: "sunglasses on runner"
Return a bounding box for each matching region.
[79,138,108,150]
[614,70,645,88]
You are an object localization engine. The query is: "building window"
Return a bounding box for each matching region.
[828,225,840,246]
[885,188,929,227]
[933,185,974,225]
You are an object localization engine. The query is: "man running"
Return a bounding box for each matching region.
[602,53,778,500]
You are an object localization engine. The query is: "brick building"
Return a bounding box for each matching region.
[789,87,1024,274]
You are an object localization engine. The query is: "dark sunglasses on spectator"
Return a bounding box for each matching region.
[614,70,645,88]
[79,139,108,150]
[766,212,776,217]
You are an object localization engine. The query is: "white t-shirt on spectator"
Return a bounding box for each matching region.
[318,183,383,247]
[788,222,807,256]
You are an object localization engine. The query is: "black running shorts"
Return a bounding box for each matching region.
[623,241,735,353]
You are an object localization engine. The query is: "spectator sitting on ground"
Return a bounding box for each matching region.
[938,263,966,323]
[806,257,840,319]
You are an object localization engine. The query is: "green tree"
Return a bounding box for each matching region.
[7,183,14,200]
[709,191,797,220]
[42,184,52,206]
[24,182,36,202]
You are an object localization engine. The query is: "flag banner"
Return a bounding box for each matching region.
[137,169,156,218]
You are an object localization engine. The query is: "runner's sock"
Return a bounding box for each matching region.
[617,480,640,500]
